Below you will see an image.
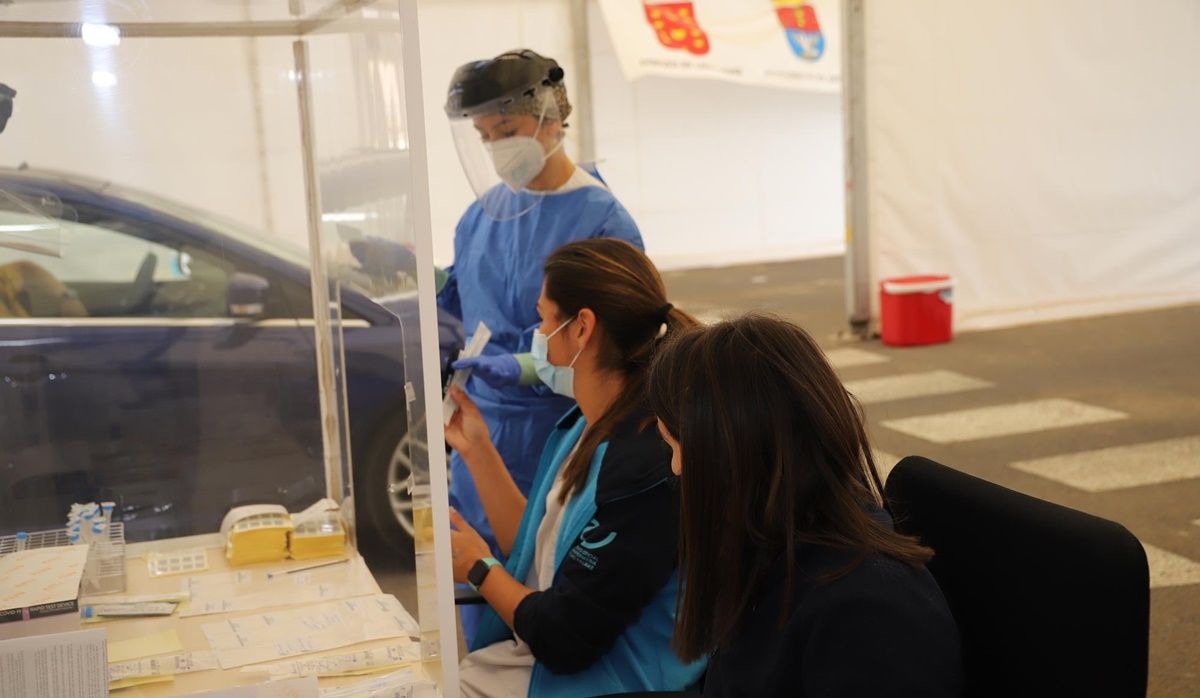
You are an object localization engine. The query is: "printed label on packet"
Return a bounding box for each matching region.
[108,651,218,681]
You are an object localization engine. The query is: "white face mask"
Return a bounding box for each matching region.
[483,102,564,193]
[530,315,582,398]
[485,136,549,192]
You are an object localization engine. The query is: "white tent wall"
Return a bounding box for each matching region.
[0,36,286,238]
[4,1,848,272]
[0,30,382,254]
[586,1,844,270]
[416,0,845,270]
[862,0,1200,331]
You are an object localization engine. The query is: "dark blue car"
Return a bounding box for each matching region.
[0,167,461,557]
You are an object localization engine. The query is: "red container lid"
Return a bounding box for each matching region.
[881,274,953,295]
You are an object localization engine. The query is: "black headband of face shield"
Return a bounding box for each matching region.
[444,50,563,118]
[0,84,14,135]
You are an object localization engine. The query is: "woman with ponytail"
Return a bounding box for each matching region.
[445,238,705,698]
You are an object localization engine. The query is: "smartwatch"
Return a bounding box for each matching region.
[467,556,501,592]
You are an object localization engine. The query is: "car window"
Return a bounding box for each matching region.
[0,207,233,319]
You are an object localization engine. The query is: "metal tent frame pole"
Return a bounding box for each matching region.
[569,0,597,164]
[841,0,872,338]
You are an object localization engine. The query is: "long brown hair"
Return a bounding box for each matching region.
[543,238,697,503]
[647,314,933,662]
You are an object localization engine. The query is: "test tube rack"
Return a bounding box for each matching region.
[0,523,127,595]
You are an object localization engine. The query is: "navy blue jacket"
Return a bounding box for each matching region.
[702,511,963,697]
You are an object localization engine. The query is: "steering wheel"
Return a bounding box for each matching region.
[122,252,157,313]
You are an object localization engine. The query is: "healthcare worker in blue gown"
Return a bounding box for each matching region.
[437,49,643,641]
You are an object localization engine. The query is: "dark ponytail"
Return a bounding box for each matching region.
[543,239,698,503]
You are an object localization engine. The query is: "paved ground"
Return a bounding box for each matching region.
[372,254,1198,695]
[661,255,1200,698]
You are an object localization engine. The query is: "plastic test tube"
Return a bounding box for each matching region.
[86,509,100,541]
[101,502,115,526]
[15,531,27,552]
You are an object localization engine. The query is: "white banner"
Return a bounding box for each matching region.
[596,0,841,93]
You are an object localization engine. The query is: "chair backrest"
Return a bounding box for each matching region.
[885,456,1149,698]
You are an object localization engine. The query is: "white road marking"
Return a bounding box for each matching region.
[1143,544,1200,589]
[1010,436,1200,492]
[845,370,992,405]
[826,347,890,370]
[881,399,1128,444]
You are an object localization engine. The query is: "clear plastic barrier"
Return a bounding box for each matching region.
[0,0,449,683]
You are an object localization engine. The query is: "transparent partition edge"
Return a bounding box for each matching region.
[294,37,350,513]
[399,0,461,693]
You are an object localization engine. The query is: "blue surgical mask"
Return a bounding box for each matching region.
[530,315,582,398]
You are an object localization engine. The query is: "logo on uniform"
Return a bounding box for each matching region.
[579,518,617,550]
[569,518,616,571]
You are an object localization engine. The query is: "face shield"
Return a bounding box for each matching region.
[445,51,570,221]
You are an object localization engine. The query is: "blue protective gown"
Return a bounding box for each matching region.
[437,178,643,639]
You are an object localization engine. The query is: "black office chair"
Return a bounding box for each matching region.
[885,456,1150,698]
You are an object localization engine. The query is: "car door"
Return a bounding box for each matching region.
[0,192,327,540]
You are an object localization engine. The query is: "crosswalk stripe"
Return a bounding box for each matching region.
[1143,544,1200,589]
[1010,436,1200,492]
[845,370,992,405]
[881,398,1128,444]
[826,347,889,370]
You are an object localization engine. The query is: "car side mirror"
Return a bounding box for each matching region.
[228,272,269,318]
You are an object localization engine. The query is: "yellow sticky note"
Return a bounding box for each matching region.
[110,675,175,691]
[108,629,184,663]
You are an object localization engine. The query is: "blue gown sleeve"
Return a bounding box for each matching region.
[595,200,644,252]
[439,212,468,321]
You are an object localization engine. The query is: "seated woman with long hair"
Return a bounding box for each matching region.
[445,238,705,697]
[648,314,963,697]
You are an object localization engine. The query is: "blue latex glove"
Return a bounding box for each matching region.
[452,354,521,389]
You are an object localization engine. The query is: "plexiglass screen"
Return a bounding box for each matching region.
[0,0,443,627]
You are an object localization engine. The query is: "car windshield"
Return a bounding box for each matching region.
[6,170,416,300]
[103,181,420,300]
[104,184,312,268]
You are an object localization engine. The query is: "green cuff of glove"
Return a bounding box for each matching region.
[434,266,448,294]
[515,353,539,386]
